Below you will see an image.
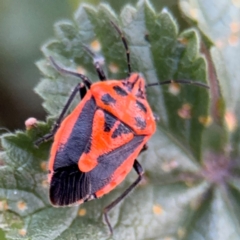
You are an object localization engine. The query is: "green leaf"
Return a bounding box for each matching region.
[179,0,240,113]
[120,2,209,160]
[179,1,240,239]
[0,1,219,239]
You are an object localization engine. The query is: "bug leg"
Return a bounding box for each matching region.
[140,144,148,153]
[94,61,106,81]
[82,44,106,81]
[79,83,87,99]
[110,21,131,76]
[49,56,92,88]
[103,159,144,234]
[153,113,160,122]
[94,60,107,81]
[34,83,86,147]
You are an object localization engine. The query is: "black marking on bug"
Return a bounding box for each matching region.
[112,122,132,138]
[101,93,116,105]
[136,86,145,99]
[136,100,147,113]
[136,93,145,99]
[48,170,51,174]
[50,135,145,206]
[93,135,145,188]
[104,110,117,132]
[135,117,146,130]
[54,97,96,170]
[125,74,140,91]
[113,85,128,96]
[50,164,91,205]
[131,74,140,86]
[84,138,92,154]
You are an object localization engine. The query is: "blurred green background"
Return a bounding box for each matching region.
[0,0,73,131]
[0,0,180,131]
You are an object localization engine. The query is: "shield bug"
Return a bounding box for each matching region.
[35,21,209,234]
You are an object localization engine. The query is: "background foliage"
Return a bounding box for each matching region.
[1,0,240,239]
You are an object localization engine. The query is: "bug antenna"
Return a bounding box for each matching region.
[82,44,95,58]
[49,56,92,88]
[82,44,106,81]
[82,44,105,67]
[110,21,131,76]
[146,79,209,89]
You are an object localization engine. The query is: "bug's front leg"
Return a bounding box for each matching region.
[34,83,87,147]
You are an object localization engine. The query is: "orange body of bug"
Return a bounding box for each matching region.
[48,73,156,204]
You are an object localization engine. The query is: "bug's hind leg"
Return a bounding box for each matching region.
[103,159,144,234]
[34,83,87,147]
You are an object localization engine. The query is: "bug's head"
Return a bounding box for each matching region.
[124,73,146,99]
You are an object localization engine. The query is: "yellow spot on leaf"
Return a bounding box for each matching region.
[108,63,119,73]
[232,0,240,7]
[90,39,101,52]
[42,179,49,188]
[178,37,188,45]
[161,160,179,172]
[190,198,201,210]
[168,82,181,95]
[230,22,240,33]
[183,174,196,187]
[0,200,8,211]
[40,161,48,172]
[18,229,27,236]
[78,208,87,216]
[198,116,212,127]
[185,180,194,187]
[178,103,192,119]
[77,66,87,75]
[225,111,237,132]
[152,204,163,215]
[215,39,225,49]
[228,34,239,46]
[189,8,199,19]
[177,227,186,239]
[17,200,27,211]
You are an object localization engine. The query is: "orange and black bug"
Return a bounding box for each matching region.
[35,21,208,234]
